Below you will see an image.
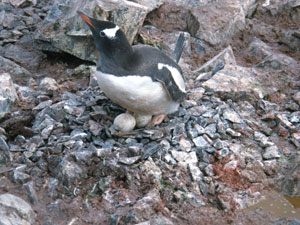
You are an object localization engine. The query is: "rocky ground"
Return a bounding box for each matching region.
[0,0,300,224]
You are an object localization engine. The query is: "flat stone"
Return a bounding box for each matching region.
[0,56,31,78]
[192,136,210,148]
[39,77,60,93]
[263,145,281,160]
[0,193,36,225]
[223,109,242,123]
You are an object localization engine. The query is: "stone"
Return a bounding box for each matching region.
[188,163,203,182]
[34,0,150,62]
[140,158,162,186]
[33,100,53,111]
[179,138,192,152]
[0,136,11,161]
[24,181,38,204]
[187,1,248,46]
[244,38,300,75]
[51,159,86,186]
[171,150,198,167]
[0,55,31,78]
[39,77,60,93]
[4,44,45,69]
[195,46,236,80]
[133,189,163,218]
[119,156,141,165]
[292,91,300,105]
[2,0,37,8]
[263,145,280,160]
[192,136,210,148]
[222,109,242,123]
[0,73,18,118]
[226,128,241,137]
[202,64,276,100]
[0,193,36,225]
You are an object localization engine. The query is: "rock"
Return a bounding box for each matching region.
[263,145,280,160]
[187,1,246,46]
[0,136,11,161]
[4,44,45,69]
[193,136,210,148]
[171,150,198,168]
[24,181,38,204]
[0,73,18,118]
[133,189,163,218]
[135,216,174,225]
[140,158,162,186]
[0,193,36,225]
[281,156,300,197]
[202,64,275,100]
[179,137,192,152]
[119,156,141,165]
[243,38,300,75]
[2,0,37,8]
[34,0,150,62]
[0,55,31,78]
[51,159,86,186]
[113,113,136,132]
[39,77,60,93]
[293,91,300,105]
[222,109,242,123]
[195,46,236,80]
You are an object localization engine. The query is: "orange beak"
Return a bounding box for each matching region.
[78,11,95,29]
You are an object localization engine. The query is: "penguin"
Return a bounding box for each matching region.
[78,11,186,129]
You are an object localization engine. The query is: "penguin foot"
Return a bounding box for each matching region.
[148,114,166,126]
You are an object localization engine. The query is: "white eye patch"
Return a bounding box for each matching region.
[101,25,119,39]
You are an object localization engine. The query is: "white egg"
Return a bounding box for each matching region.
[113,113,136,132]
[135,114,152,128]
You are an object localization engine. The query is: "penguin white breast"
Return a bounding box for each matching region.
[95,71,179,115]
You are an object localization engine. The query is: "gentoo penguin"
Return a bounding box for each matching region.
[78,11,186,129]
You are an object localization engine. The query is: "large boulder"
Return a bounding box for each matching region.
[34,0,163,62]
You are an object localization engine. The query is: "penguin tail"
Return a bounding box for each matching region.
[172,32,186,63]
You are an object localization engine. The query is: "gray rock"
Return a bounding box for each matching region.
[0,136,11,161]
[45,178,59,198]
[51,159,86,187]
[263,145,280,160]
[140,158,162,186]
[293,91,300,105]
[0,73,18,118]
[222,109,242,123]
[195,46,236,79]
[0,55,31,77]
[4,44,45,69]
[171,150,198,168]
[39,77,60,93]
[179,138,192,152]
[2,0,37,8]
[119,156,141,165]
[34,0,150,62]
[0,193,36,225]
[226,128,241,137]
[188,163,203,182]
[24,181,38,204]
[202,64,276,100]
[193,136,210,148]
[254,131,273,147]
[187,1,250,46]
[133,189,162,218]
[33,100,53,111]
[244,38,300,75]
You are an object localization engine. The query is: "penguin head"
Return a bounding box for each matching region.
[78,11,131,57]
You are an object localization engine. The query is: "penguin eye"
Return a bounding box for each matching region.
[100,31,105,37]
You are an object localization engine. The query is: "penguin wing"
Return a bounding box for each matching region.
[151,65,186,102]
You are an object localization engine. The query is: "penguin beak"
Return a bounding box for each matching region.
[77,11,95,29]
